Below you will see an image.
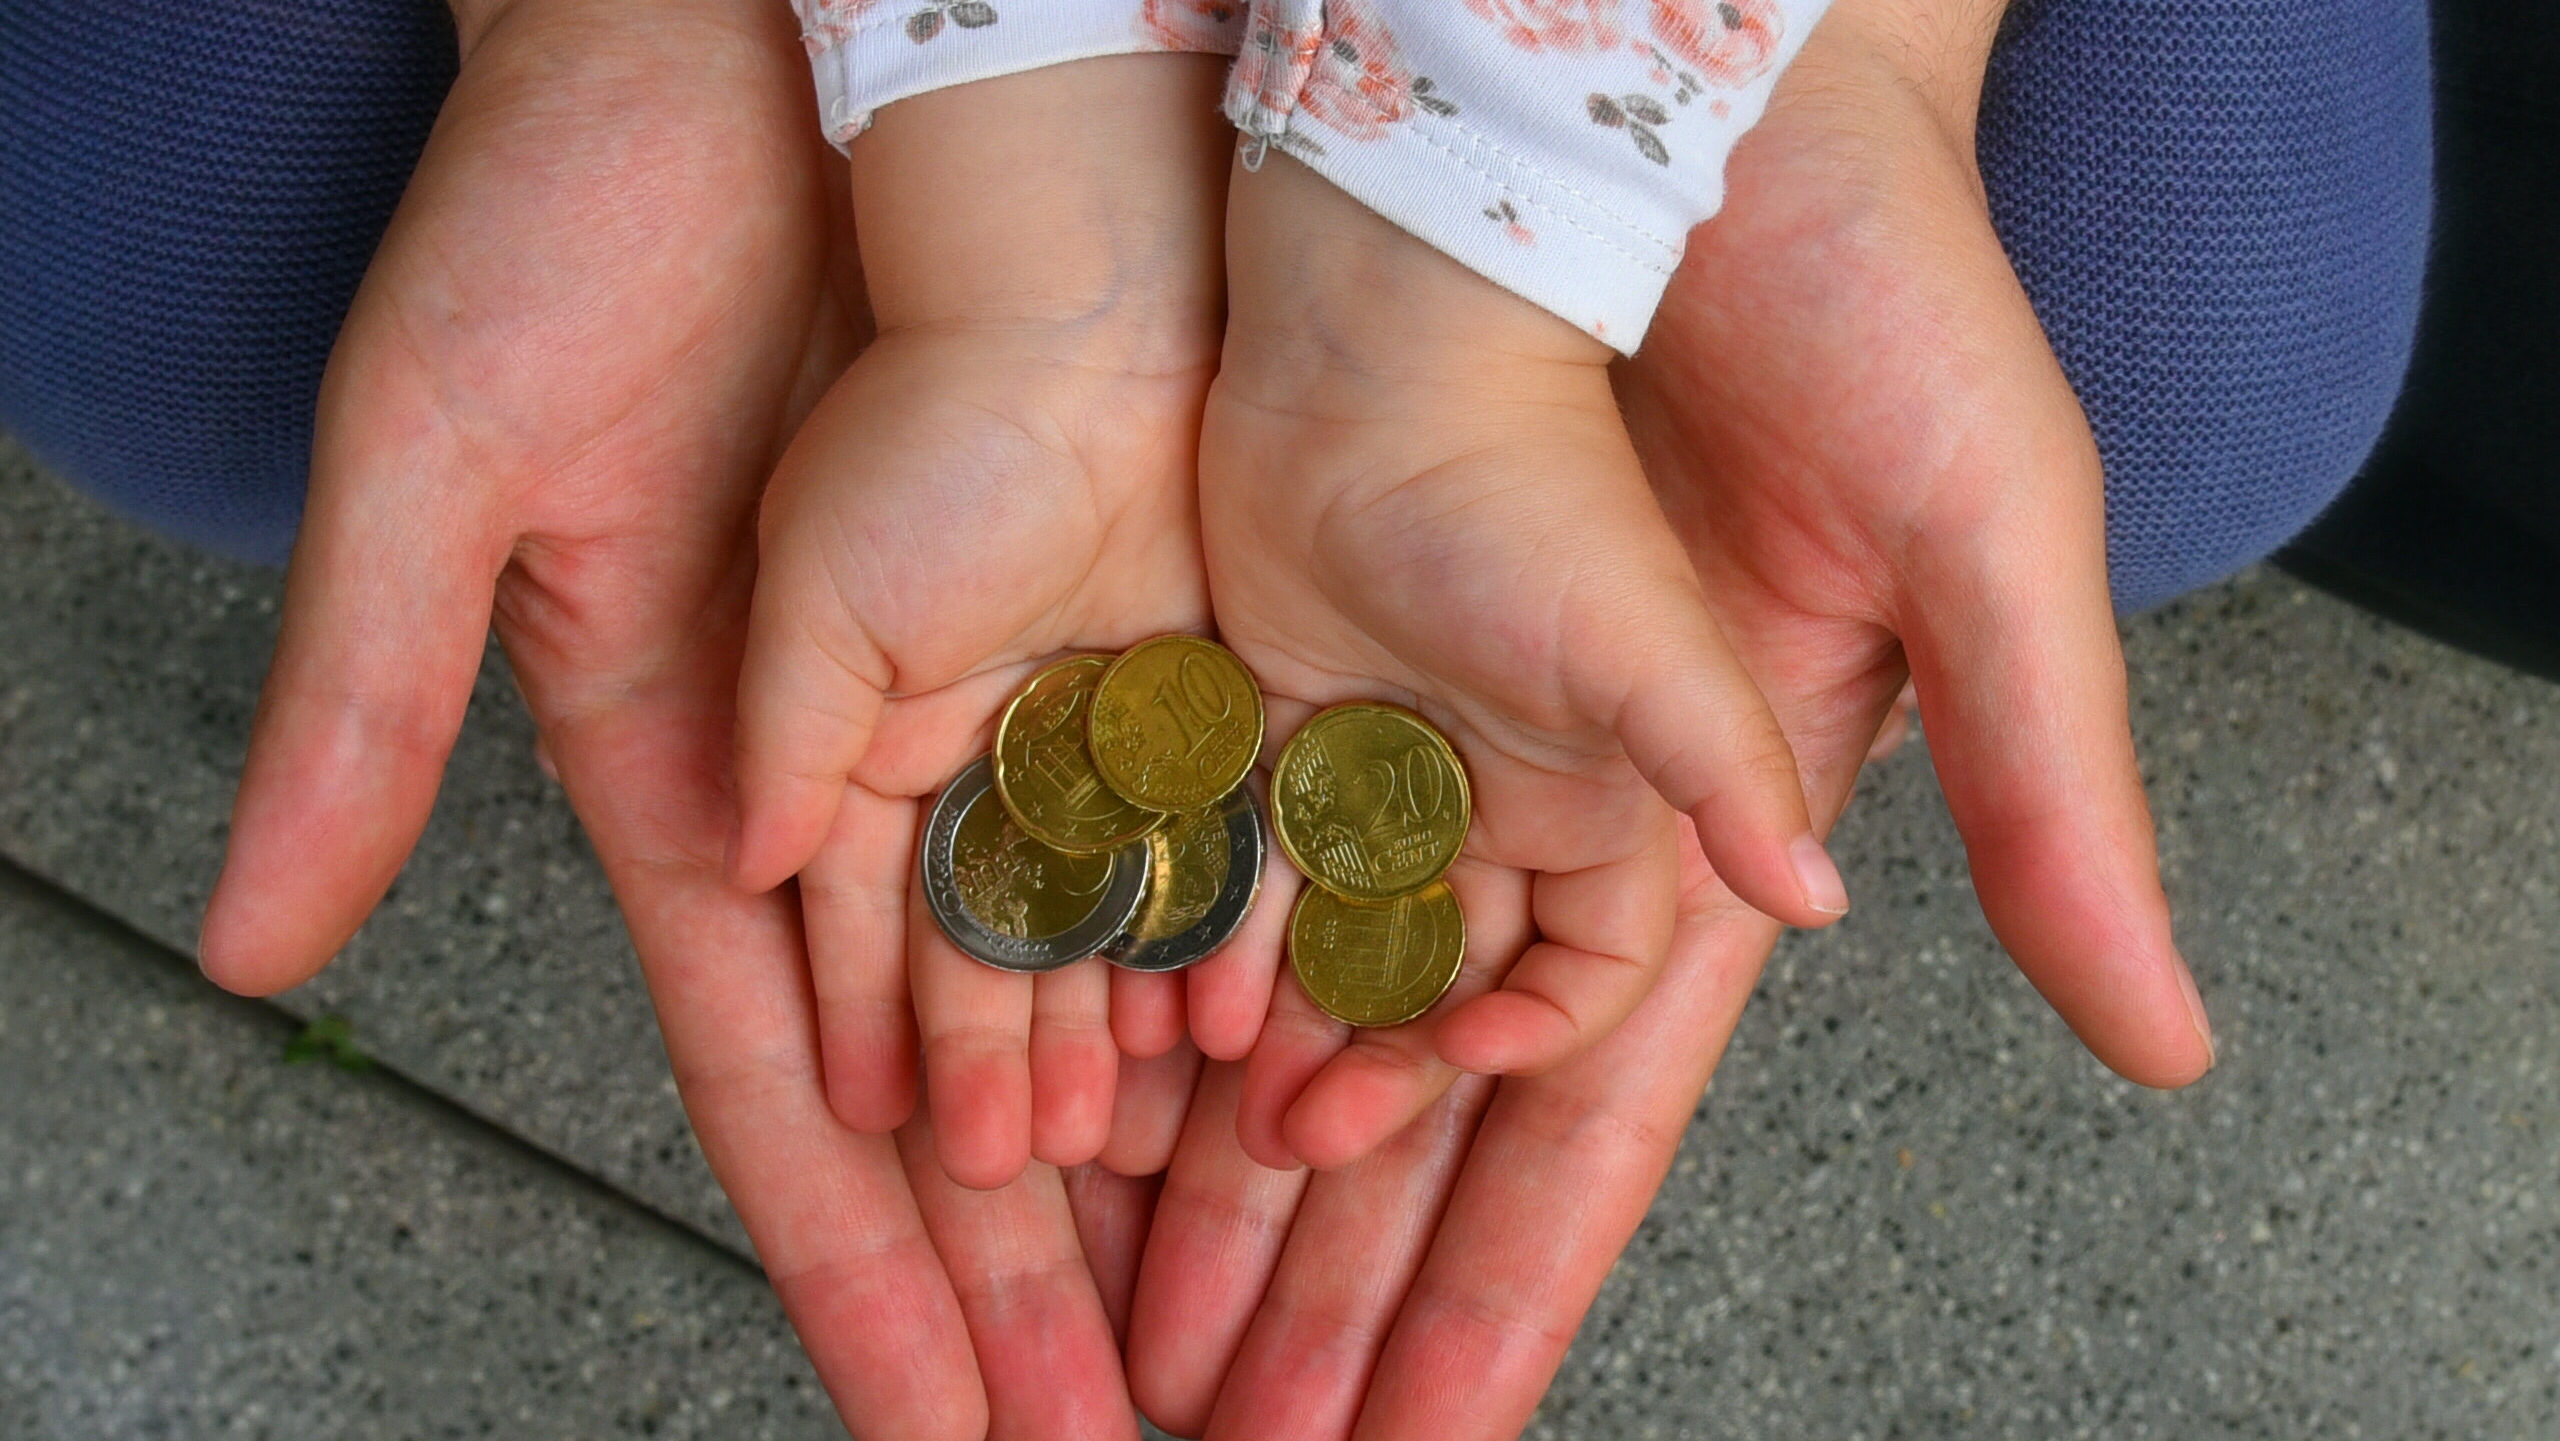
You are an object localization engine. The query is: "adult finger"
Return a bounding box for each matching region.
[198,289,513,997]
[1125,1062,1310,1435]
[1099,1039,1203,1179]
[1352,854,1776,1441]
[1898,411,2215,1088]
[802,782,922,1131]
[1062,1163,1163,1346]
[901,1131,1143,1440]
[1199,1074,1490,1441]
[533,701,989,1439]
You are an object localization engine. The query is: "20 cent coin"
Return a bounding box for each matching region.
[1271,703,1470,900]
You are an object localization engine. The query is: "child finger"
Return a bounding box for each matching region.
[1431,814,1681,1076]
[1237,976,1352,1171]
[1596,580,1847,932]
[731,526,893,895]
[1110,967,1188,1060]
[1277,861,1529,1170]
[803,783,924,1132]
[1098,1039,1203,1177]
[1029,960,1118,1169]
[909,877,1037,1191]
[1184,840,1300,1061]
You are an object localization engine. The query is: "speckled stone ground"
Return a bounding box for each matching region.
[0,862,838,1440]
[4,442,2557,1438]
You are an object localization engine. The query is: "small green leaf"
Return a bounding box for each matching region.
[950,2,998,27]
[1415,93,1459,117]
[283,1014,373,1073]
[1629,123,1669,166]
[1623,94,1670,125]
[1586,93,1624,128]
[905,9,946,42]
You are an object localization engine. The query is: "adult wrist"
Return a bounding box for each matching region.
[1810,0,2008,144]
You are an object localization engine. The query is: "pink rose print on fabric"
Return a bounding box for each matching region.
[794,0,882,53]
[1294,0,1455,139]
[1465,0,1624,53]
[1142,0,1244,52]
[1230,11,1326,124]
[1648,0,1782,86]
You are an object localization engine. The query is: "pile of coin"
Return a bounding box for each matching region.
[923,637,1268,974]
[1271,704,1473,1028]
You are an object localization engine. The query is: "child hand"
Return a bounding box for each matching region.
[730,55,1232,1190]
[1200,153,1846,1168]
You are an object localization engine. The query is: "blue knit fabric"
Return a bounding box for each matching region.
[0,0,454,564]
[1979,0,2434,612]
[0,0,2434,606]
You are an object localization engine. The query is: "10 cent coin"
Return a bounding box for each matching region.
[1088,636,1265,813]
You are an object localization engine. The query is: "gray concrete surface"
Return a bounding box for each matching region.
[1533,580,2560,1439]
[5,441,2559,1437]
[0,438,735,1250]
[0,861,840,1439]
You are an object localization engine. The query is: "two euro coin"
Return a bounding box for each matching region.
[927,639,1269,974]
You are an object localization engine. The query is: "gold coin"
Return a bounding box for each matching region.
[1088,636,1265,813]
[992,656,1165,854]
[1127,803,1233,943]
[951,776,1124,943]
[1270,703,1470,900]
[1289,881,1466,1027]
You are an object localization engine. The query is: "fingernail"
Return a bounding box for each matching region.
[1790,835,1850,917]
[2173,956,2217,1070]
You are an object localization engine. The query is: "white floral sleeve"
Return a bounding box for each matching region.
[791,0,1827,351]
[793,0,1248,146]
[1224,0,1825,351]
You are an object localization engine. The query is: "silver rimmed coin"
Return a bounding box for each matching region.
[923,756,1150,974]
[1105,784,1267,973]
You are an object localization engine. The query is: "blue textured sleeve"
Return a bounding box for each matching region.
[1977,0,2434,612]
[0,0,455,564]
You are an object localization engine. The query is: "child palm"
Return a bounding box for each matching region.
[1198,154,1846,1168]
[730,56,1234,1191]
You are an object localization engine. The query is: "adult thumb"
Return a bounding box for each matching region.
[198,279,512,996]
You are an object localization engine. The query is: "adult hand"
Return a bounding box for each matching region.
[196,1,1135,1433]
[1119,0,2212,1431]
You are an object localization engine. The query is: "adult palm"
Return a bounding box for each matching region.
[1120,1,2212,1434]
[197,1,1134,1433]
